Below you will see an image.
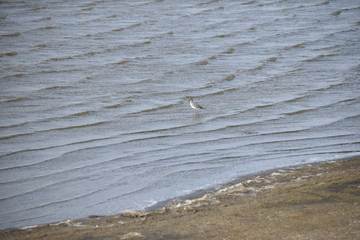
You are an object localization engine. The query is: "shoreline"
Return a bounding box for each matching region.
[148,155,360,212]
[1,156,359,239]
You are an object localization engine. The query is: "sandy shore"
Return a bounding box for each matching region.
[1,157,359,240]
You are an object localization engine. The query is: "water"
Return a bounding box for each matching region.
[1,0,359,229]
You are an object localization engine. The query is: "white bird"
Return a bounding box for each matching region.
[188,97,204,110]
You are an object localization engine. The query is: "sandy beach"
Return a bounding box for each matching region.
[1,157,359,240]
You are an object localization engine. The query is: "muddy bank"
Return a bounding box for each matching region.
[1,157,359,240]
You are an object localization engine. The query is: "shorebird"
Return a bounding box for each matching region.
[188,97,204,110]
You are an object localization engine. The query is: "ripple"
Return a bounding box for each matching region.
[1,187,104,216]
[1,0,359,229]
[139,103,177,113]
[113,60,130,65]
[2,97,28,103]
[332,10,342,16]
[303,53,339,62]
[222,74,236,81]
[39,85,73,91]
[104,104,122,109]
[47,56,74,62]
[0,120,109,141]
[67,111,96,117]
[194,60,209,66]
[202,88,237,96]
[31,17,52,22]
[1,32,21,37]
[0,52,18,57]
[222,48,235,54]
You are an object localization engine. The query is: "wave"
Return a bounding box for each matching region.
[211,33,232,38]
[0,122,211,174]
[222,48,235,54]
[0,120,108,141]
[194,60,209,66]
[0,171,101,202]
[31,16,52,22]
[162,166,223,179]
[0,52,18,57]
[113,60,130,65]
[112,23,142,32]
[201,88,237,96]
[303,53,339,62]
[1,187,105,216]
[331,6,360,17]
[38,85,73,91]
[104,104,121,109]
[284,43,306,50]
[315,1,330,6]
[241,1,256,5]
[135,103,177,113]
[0,142,188,193]
[1,32,21,37]
[1,0,359,229]
[222,74,236,81]
[34,44,47,48]
[2,97,28,103]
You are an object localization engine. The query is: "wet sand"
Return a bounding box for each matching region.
[1,157,359,240]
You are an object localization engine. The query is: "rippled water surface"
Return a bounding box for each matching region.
[1,0,360,229]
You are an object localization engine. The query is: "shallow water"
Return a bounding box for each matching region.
[0,0,359,229]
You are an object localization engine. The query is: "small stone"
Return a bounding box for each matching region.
[119,232,143,239]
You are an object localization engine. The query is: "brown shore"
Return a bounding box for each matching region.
[1,157,359,240]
